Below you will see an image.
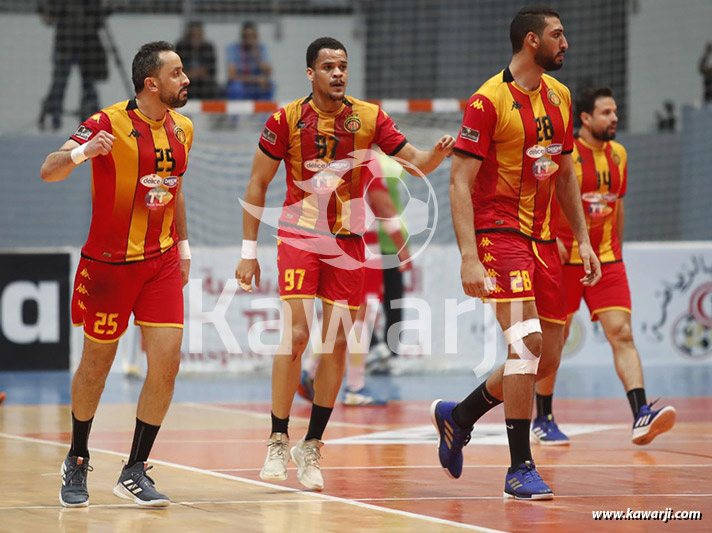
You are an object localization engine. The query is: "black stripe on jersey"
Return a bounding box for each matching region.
[389,139,408,157]
[453,147,484,160]
[258,143,282,160]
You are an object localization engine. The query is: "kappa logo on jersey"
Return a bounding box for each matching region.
[272,111,282,124]
[461,126,480,143]
[261,127,277,145]
[73,125,93,141]
[129,128,142,139]
[511,100,523,111]
[471,99,485,111]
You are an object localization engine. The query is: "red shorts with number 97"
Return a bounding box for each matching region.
[477,231,565,324]
[71,246,184,343]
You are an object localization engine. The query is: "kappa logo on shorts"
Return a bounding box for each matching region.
[77,300,87,311]
[261,127,277,145]
[80,268,91,280]
[461,126,480,143]
[75,284,90,296]
[73,125,93,141]
[487,268,499,278]
[482,253,496,263]
[479,237,493,247]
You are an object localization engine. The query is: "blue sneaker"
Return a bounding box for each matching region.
[504,461,554,500]
[297,370,315,403]
[531,414,570,446]
[429,400,472,479]
[343,386,387,406]
[632,401,676,445]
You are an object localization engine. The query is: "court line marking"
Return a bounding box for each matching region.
[181,402,393,431]
[210,463,712,472]
[0,432,502,532]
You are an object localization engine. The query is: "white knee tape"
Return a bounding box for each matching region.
[502,319,542,374]
[503,358,540,375]
[503,318,542,344]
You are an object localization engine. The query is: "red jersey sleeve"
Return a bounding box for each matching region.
[258,109,289,160]
[562,101,574,155]
[373,108,407,156]
[453,94,496,160]
[70,112,111,145]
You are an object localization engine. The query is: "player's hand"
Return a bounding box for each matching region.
[83,130,115,159]
[557,238,569,264]
[461,254,492,298]
[577,242,601,287]
[236,258,260,292]
[434,135,456,158]
[180,259,190,288]
[397,245,412,272]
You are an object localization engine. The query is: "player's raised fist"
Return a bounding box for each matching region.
[84,130,116,159]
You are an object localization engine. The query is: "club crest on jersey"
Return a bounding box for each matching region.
[174,126,187,144]
[73,125,93,141]
[532,156,559,180]
[611,151,621,165]
[547,89,561,106]
[344,113,362,133]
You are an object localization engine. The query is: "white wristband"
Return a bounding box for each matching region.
[70,144,88,165]
[178,240,191,260]
[381,217,402,233]
[241,240,257,260]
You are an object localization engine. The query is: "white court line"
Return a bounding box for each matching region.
[181,402,392,431]
[0,432,502,533]
[210,463,712,472]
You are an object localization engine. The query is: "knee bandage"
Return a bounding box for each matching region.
[503,318,542,375]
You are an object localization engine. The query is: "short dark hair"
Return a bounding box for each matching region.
[306,37,347,68]
[242,21,256,33]
[575,87,614,118]
[509,5,561,54]
[132,41,175,94]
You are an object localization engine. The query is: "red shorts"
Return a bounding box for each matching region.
[477,231,565,323]
[71,246,184,343]
[564,261,631,321]
[362,234,384,303]
[277,229,365,310]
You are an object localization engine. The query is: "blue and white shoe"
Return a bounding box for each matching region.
[342,386,387,406]
[632,401,676,445]
[504,460,554,500]
[531,414,570,446]
[429,400,472,479]
[297,370,315,403]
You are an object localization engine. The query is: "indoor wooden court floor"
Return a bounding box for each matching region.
[0,397,709,532]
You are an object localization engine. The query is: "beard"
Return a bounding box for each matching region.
[592,126,616,142]
[160,87,188,109]
[535,48,564,71]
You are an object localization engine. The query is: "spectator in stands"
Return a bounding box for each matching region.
[655,100,676,131]
[699,42,712,104]
[38,0,108,130]
[226,21,274,100]
[176,21,218,100]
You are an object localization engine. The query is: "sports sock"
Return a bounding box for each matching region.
[535,393,553,418]
[271,412,289,437]
[627,388,647,417]
[304,403,333,441]
[451,381,502,429]
[69,412,93,458]
[127,418,160,468]
[505,419,533,469]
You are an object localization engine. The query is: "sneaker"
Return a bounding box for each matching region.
[113,462,170,507]
[297,371,315,403]
[59,455,92,507]
[429,400,472,479]
[290,438,324,490]
[531,414,570,446]
[366,342,392,375]
[504,461,554,500]
[343,386,387,406]
[260,433,290,481]
[632,401,676,445]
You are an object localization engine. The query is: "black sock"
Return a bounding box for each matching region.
[127,418,161,468]
[304,404,333,441]
[505,419,533,469]
[627,388,647,417]
[69,412,93,458]
[271,412,290,437]
[451,381,502,429]
[536,393,553,419]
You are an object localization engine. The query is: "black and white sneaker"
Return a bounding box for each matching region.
[60,455,92,507]
[113,462,170,507]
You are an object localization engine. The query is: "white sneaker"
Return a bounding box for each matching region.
[290,438,324,490]
[260,433,290,481]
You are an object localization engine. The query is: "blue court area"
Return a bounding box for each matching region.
[1,365,709,406]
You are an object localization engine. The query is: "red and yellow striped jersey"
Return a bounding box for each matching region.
[558,136,628,264]
[70,100,193,263]
[453,68,574,243]
[258,94,406,236]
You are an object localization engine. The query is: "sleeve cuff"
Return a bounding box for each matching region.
[258,143,282,161]
[562,149,573,155]
[388,138,408,157]
[453,147,484,160]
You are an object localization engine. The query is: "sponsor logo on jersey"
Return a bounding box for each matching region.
[328,160,351,172]
[304,159,328,172]
[461,126,480,142]
[546,144,563,155]
[532,157,559,180]
[145,187,173,210]
[261,127,277,145]
[163,176,179,188]
[297,121,306,129]
[344,113,362,133]
[174,126,187,144]
[140,174,164,187]
[547,89,561,106]
[526,145,547,158]
[73,125,93,141]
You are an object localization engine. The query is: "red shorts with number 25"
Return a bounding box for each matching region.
[71,246,184,343]
[477,231,565,324]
